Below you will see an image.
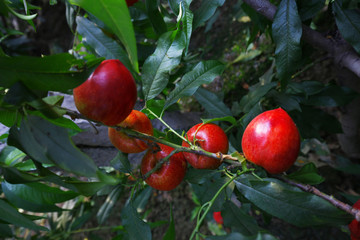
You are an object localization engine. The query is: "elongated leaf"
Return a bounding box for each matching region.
[97,185,123,224]
[2,181,78,212]
[193,0,225,29]
[8,116,98,177]
[162,206,175,240]
[272,0,302,87]
[298,0,325,21]
[110,151,131,173]
[207,232,278,240]
[333,1,360,54]
[168,0,192,15]
[239,82,277,113]
[142,30,186,101]
[121,201,152,240]
[146,0,167,36]
[0,199,48,231]
[164,60,225,111]
[194,87,232,118]
[235,175,352,227]
[222,201,260,236]
[0,53,96,92]
[286,163,325,185]
[0,224,12,237]
[68,0,138,71]
[76,16,134,74]
[179,1,193,54]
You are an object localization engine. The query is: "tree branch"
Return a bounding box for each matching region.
[283,178,360,221]
[242,0,360,78]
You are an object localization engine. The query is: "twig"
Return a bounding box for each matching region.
[242,0,360,78]
[283,178,360,221]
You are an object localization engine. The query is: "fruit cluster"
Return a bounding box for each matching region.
[73,59,301,191]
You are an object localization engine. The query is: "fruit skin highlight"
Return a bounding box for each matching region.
[73,59,137,126]
[349,200,360,240]
[182,123,229,169]
[241,108,300,174]
[108,110,153,153]
[141,144,187,191]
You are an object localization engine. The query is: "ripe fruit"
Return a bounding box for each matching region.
[349,200,360,240]
[73,59,137,126]
[108,110,153,153]
[241,108,300,174]
[182,123,229,169]
[213,211,224,225]
[141,144,187,191]
[126,0,138,6]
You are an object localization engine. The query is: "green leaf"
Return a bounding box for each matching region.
[121,201,152,240]
[132,186,153,212]
[0,199,48,231]
[142,30,186,101]
[235,175,352,227]
[2,180,79,212]
[298,0,325,21]
[193,0,225,29]
[239,82,277,113]
[0,53,97,92]
[162,206,175,240]
[222,201,260,236]
[0,108,17,127]
[65,181,108,196]
[8,116,98,177]
[76,16,134,74]
[194,87,232,118]
[168,0,192,15]
[333,1,360,54]
[178,1,193,54]
[68,0,138,71]
[206,232,278,240]
[272,0,302,87]
[185,168,218,184]
[146,0,167,36]
[164,60,225,111]
[0,224,12,237]
[6,4,37,20]
[110,151,131,173]
[0,146,25,167]
[286,163,325,185]
[97,185,123,224]
[202,116,237,126]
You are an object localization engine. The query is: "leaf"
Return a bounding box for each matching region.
[164,60,225,111]
[8,116,98,177]
[0,108,17,127]
[272,0,302,87]
[185,168,218,184]
[76,16,134,74]
[206,232,278,240]
[110,151,132,173]
[286,163,325,185]
[0,224,12,237]
[202,116,237,126]
[162,206,175,240]
[193,0,225,29]
[235,175,352,227]
[132,186,153,212]
[239,82,277,113]
[333,1,360,54]
[97,185,123,224]
[2,180,79,212]
[142,30,186,101]
[146,0,167,36]
[121,201,152,240]
[168,0,192,15]
[0,53,98,92]
[0,199,48,231]
[194,87,232,118]
[69,0,138,71]
[298,0,326,21]
[221,201,260,236]
[178,1,193,54]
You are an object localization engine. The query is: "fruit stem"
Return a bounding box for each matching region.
[190,170,249,240]
[145,107,191,144]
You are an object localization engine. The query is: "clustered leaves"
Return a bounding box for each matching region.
[0,0,360,239]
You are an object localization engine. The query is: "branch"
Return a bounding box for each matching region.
[242,0,360,78]
[283,178,360,221]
